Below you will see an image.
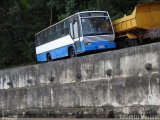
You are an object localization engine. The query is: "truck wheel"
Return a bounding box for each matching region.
[123,38,135,48]
[69,47,75,58]
[134,39,138,46]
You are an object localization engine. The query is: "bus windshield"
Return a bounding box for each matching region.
[81,17,113,36]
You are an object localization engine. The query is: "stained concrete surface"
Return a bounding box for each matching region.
[0,43,160,118]
[0,74,160,118]
[0,43,160,89]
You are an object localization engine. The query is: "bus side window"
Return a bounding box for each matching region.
[61,22,66,37]
[56,24,61,38]
[37,35,40,45]
[64,20,70,35]
[42,31,45,44]
[70,23,74,38]
[51,26,56,40]
[46,29,50,42]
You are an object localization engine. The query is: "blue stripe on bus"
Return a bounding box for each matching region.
[36,45,73,62]
[36,41,116,62]
[37,53,47,61]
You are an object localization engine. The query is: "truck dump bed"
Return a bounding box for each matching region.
[113,2,160,33]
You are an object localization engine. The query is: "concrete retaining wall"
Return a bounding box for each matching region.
[0,43,159,89]
[0,75,160,118]
[0,43,160,118]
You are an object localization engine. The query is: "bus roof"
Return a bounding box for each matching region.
[35,11,108,35]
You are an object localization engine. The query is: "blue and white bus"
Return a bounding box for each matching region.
[35,11,116,62]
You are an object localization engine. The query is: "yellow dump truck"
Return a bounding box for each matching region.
[112,2,160,48]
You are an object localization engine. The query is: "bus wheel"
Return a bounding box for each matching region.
[69,47,75,58]
[47,53,52,62]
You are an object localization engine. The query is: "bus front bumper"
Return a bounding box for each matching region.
[83,41,116,52]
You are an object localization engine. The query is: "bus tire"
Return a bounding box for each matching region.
[47,53,52,62]
[69,47,75,58]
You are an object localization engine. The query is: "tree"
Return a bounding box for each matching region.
[0,0,156,68]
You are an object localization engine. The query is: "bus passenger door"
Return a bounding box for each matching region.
[70,20,82,53]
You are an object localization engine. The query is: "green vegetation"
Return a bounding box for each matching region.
[0,0,154,68]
